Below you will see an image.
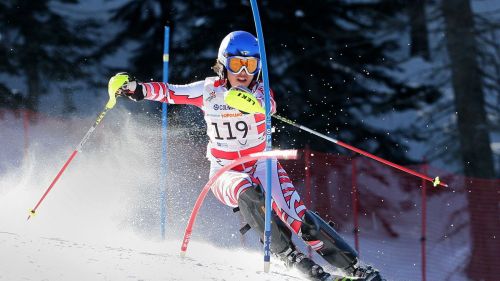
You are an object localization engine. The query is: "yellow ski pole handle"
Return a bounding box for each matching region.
[432,177,441,187]
[107,73,129,109]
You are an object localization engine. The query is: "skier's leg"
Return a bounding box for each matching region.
[209,168,293,253]
[246,159,334,280]
[210,169,306,251]
[301,210,358,269]
[209,165,331,280]
[210,170,254,207]
[252,159,307,234]
[252,159,384,281]
[237,185,331,281]
[301,208,384,281]
[237,185,292,254]
[252,159,332,253]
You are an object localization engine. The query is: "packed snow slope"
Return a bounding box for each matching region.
[0,109,317,281]
[0,231,305,281]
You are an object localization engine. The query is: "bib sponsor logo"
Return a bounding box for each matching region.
[236,92,256,106]
[216,142,228,148]
[213,104,234,111]
[206,91,217,102]
[222,112,243,118]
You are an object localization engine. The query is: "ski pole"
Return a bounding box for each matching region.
[272,114,448,188]
[27,97,117,221]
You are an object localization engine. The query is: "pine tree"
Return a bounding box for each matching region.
[408,0,430,60]
[1,0,100,114]
[441,0,500,279]
[259,0,441,162]
[101,0,173,80]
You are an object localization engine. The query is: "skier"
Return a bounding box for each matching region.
[108,31,384,281]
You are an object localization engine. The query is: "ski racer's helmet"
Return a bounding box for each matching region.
[216,31,261,76]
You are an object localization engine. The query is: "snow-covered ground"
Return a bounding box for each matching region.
[0,231,304,281]
[0,109,307,281]
[0,109,470,281]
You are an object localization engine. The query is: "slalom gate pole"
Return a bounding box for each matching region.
[249,0,273,273]
[180,150,297,257]
[27,102,115,220]
[272,114,448,188]
[160,26,170,240]
[421,160,428,281]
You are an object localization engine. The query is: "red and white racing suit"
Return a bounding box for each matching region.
[140,77,308,235]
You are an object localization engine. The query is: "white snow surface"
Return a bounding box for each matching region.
[0,231,303,281]
[0,110,311,281]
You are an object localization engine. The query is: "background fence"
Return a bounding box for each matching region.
[282,148,500,281]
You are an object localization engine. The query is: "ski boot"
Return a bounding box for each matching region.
[279,246,371,281]
[236,186,331,281]
[300,210,385,281]
[344,263,384,281]
[279,246,333,281]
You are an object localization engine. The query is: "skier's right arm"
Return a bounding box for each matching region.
[108,73,204,108]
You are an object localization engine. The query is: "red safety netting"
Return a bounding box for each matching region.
[281,148,500,281]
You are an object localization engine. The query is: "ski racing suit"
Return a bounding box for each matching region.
[140,77,310,236]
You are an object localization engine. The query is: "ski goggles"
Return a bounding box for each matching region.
[226,56,260,75]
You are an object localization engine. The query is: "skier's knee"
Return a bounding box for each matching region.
[238,184,263,206]
[237,186,266,233]
[300,210,321,239]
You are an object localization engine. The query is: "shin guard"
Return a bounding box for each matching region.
[301,210,359,270]
[237,186,292,255]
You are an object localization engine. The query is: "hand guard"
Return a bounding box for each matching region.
[108,73,143,107]
[224,86,265,114]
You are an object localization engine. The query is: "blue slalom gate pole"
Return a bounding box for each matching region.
[160,26,170,240]
[249,0,273,272]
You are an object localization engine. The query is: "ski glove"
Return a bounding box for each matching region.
[108,72,145,102]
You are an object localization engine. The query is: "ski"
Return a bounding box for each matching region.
[330,275,364,281]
